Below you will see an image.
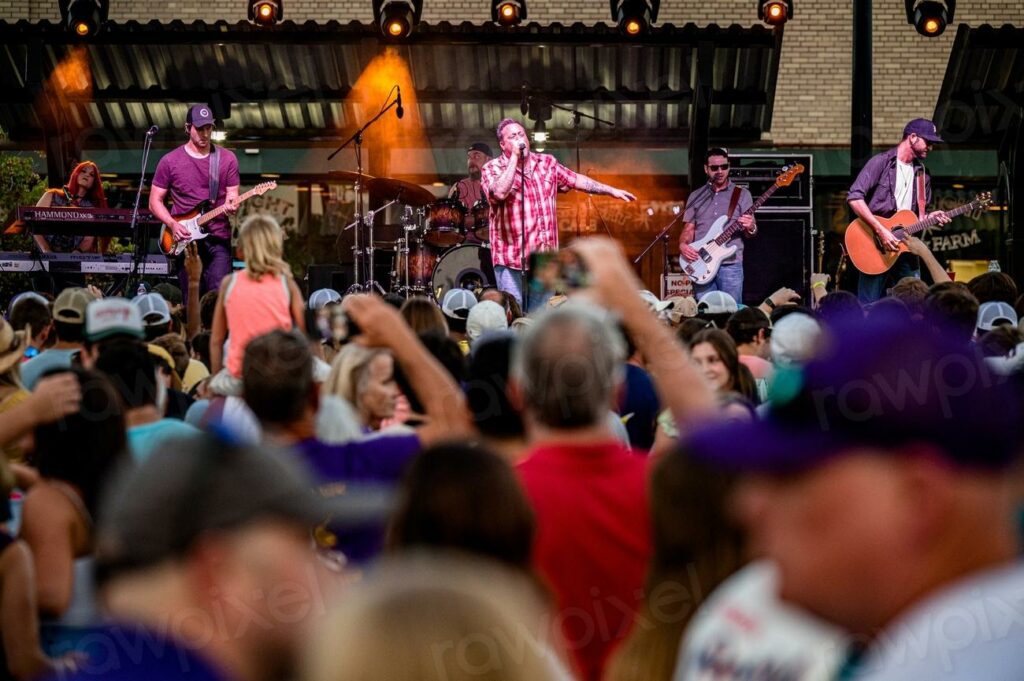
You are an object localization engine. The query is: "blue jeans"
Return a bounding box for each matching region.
[178,236,233,303]
[857,254,920,305]
[494,265,550,313]
[693,261,744,303]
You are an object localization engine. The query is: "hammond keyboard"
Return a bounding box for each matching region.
[0,252,172,275]
[3,206,161,238]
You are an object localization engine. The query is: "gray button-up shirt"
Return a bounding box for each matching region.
[683,180,753,263]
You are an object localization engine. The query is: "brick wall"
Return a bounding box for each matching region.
[2,0,1021,147]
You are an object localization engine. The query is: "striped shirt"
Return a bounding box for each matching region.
[480,152,577,269]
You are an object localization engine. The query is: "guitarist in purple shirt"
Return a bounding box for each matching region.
[149,104,240,298]
[847,118,951,304]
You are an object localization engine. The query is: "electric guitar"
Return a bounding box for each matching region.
[844,192,991,275]
[158,181,277,257]
[679,164,805,285]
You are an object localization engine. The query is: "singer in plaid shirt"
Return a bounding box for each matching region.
[480,118,636,307]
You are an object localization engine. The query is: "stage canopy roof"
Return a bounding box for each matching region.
[0,20,783,150]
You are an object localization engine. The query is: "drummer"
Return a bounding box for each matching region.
[448,142,492,244]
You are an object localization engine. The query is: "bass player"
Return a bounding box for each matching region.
[149,104,240,298]
[679,147,756,302]
[847,118,950,304]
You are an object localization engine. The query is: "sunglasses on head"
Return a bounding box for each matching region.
[707,163,730,171]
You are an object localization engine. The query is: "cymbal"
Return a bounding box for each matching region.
[328,170,375,185]
[365,177,436,207]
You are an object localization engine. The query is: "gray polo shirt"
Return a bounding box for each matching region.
[683,181,754,263]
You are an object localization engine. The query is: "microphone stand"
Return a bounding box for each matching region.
[327,92,401,293]
[122,129,157,296]
[520,150,528,310]
[634,213,684,267]
[524,91,615,237]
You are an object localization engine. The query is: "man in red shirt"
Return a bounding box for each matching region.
[512,238,717,681]
[480,118,636,308]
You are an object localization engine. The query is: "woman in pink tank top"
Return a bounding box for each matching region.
[210,215,305,379]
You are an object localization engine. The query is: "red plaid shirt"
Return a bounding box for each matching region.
[480,152,577,269]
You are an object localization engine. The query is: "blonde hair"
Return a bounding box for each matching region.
[238,214,289,279]
[324,343,390,411]
[304,553,569,681]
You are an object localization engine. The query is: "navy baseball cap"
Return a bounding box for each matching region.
[903,118,944,143]
[468,142,494,157]
[685,311,1020,474]
[186,104,216,128]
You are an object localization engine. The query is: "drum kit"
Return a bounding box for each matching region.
[338,173,495,302]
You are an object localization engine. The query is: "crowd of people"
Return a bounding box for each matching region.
[1,215,1023,681]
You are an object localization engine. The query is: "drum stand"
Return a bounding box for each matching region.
[343,197,401,295]
[326,88,402,294]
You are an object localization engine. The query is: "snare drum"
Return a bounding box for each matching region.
[431,244,495,302]
[424,198,467,248]
[470,198,490,242]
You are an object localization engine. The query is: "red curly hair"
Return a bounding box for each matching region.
[63,161,108,207]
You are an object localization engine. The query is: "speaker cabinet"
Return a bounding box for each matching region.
[742,212,812,307]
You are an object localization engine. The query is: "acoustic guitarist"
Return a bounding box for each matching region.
[679,147,756,302]
[847,118,950,304]
[149,104,240,298]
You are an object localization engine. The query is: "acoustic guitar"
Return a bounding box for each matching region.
[844,193,991,275]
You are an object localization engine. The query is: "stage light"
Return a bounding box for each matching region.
[905,0,954,36]
[60,0,107,37]
[248,0,282,25]
[492,0,525,26]
[373,0,422,39]
[610,0,659,36]
[532,118,548,143]
[758,0,791,25]
[211,131,227,142]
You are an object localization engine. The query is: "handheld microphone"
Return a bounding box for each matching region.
[520,84,528,116]
[146,125,159,137]
[517,142,526,152]
[396,87,404,120]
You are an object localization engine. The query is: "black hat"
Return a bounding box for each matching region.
[468,142,494,158]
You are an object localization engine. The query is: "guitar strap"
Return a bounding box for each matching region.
[727,186,743,221]
[916,166,927,221]
[208,145,221,207]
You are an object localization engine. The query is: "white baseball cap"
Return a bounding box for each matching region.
[132,292,172,326]
[441,288,478,320]
[697,291,739,315]
[308,288,342,311]
[86,298,145,342]
[466,300,509,341]
[977,301,1018,332]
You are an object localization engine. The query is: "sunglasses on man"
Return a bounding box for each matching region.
[707,163,730,171]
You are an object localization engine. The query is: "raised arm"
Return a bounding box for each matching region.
[904,236,952,284]
[344,295,473,445]
[574,238,718,433]
[484,149,521,203]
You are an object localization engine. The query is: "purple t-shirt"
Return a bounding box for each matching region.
[295,433,421,564]
[152,146,240,239]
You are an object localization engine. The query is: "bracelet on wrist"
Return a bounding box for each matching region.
[811,281,827,290]
[763,297,776,310]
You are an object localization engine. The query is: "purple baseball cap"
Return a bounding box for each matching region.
[186,104,216,128]
[903,118,944,143]
[685,310,1020,474]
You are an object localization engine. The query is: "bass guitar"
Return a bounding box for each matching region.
[844,192,991,275]
[679,164,804,285]
[158,181,277,257]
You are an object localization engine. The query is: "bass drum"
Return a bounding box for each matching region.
[431,245,495,302]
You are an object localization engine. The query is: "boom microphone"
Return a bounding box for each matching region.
[146,125,159,136]
[396,86,404,120]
